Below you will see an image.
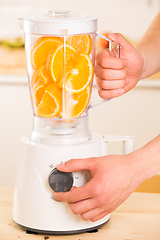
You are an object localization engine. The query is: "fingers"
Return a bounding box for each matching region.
[54,188,115,222]
[96,75,127,90]
[68,195,99,215]
[69,198,113,222]
[88,211,110,222]
[97,86,125,99]
[53,181,92,203]
[95,46,128,99]
[56,157,93,173]
[95,64,127,82]
[96,49,127,69]
[72,204,110,222]
[81,208,110,222]
[54,158,98,202]
[95,33,136,100]
[96,74,127,99]
[55,190,111,222]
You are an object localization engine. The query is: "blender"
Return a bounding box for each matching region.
[12,11,134,234]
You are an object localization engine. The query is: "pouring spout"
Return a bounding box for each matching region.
[17,18,24,30]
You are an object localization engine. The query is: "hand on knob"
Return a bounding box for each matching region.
[53,152,143,222]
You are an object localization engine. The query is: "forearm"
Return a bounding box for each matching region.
[136,12,160,79]
[129,134,160,189]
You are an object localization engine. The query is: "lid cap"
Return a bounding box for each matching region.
[18,11,97,35]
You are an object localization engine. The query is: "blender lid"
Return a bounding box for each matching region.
[18,11,97,35]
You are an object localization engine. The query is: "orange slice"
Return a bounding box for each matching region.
[31,65,51,107]
[65,53,93,93]
[57,52,80,88]
[46,43,76,83]
[31,65,51,88]
[39,65,51,85]
[61,86,91,118]
[67,34,92,55]
[31,37,63,69]
[36,83,62,118]
[31,67,42,89]
[32,83,46,108]
[57,67,72,89]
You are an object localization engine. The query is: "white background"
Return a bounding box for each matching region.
[0,0,160,40]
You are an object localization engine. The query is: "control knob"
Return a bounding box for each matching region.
[48,168,73,192]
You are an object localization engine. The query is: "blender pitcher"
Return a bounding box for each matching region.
[18,11,120,145]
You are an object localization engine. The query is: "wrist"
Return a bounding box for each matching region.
[135,44,148,80]
[128,135,160,189]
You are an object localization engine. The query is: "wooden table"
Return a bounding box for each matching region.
[0,187,160,240]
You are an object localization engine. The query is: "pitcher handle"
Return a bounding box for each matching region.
[88,33,121,110]
[102,135,135,155]
[87,98,111,110]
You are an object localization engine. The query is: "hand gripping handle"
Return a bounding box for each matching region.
[88,33,121,110]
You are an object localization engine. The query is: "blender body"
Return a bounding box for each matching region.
[13,133,112,234]
[13,11,134,234]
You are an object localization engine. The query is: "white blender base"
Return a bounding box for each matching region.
[13,133,110,234]
[17,218,110,235]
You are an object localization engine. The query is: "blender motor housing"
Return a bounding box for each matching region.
[13,132,111,234]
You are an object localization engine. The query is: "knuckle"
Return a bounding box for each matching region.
[100,69,108,80]
[72,208,79,215]
[121,79,127,88]
[108,90,119,99]
[94,65,101,77]
[90,218,97,222]
[121,68,127,79]
[119,59,127,69]
[70,204,80,215]
[116,32,123,39]
[112,90,121,98]
[97,51,109,67]
[95,197,106,206]
[81,213,89,221]
[100,81,106,89]
[100,58,107,68]
[99,90,109,100]
[91,185,102,197]
[67,158,76,165]
[69,194,77,203]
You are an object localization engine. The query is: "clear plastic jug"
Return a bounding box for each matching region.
[18,11,120,144]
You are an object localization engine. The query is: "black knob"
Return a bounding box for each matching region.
[48,168,73,192]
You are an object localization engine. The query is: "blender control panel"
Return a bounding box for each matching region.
[48,168,73,192]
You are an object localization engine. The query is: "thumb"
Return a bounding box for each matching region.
[106,33,133,52]
[56,158,92,173]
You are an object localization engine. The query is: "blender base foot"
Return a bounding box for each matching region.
[17,218,110,235]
